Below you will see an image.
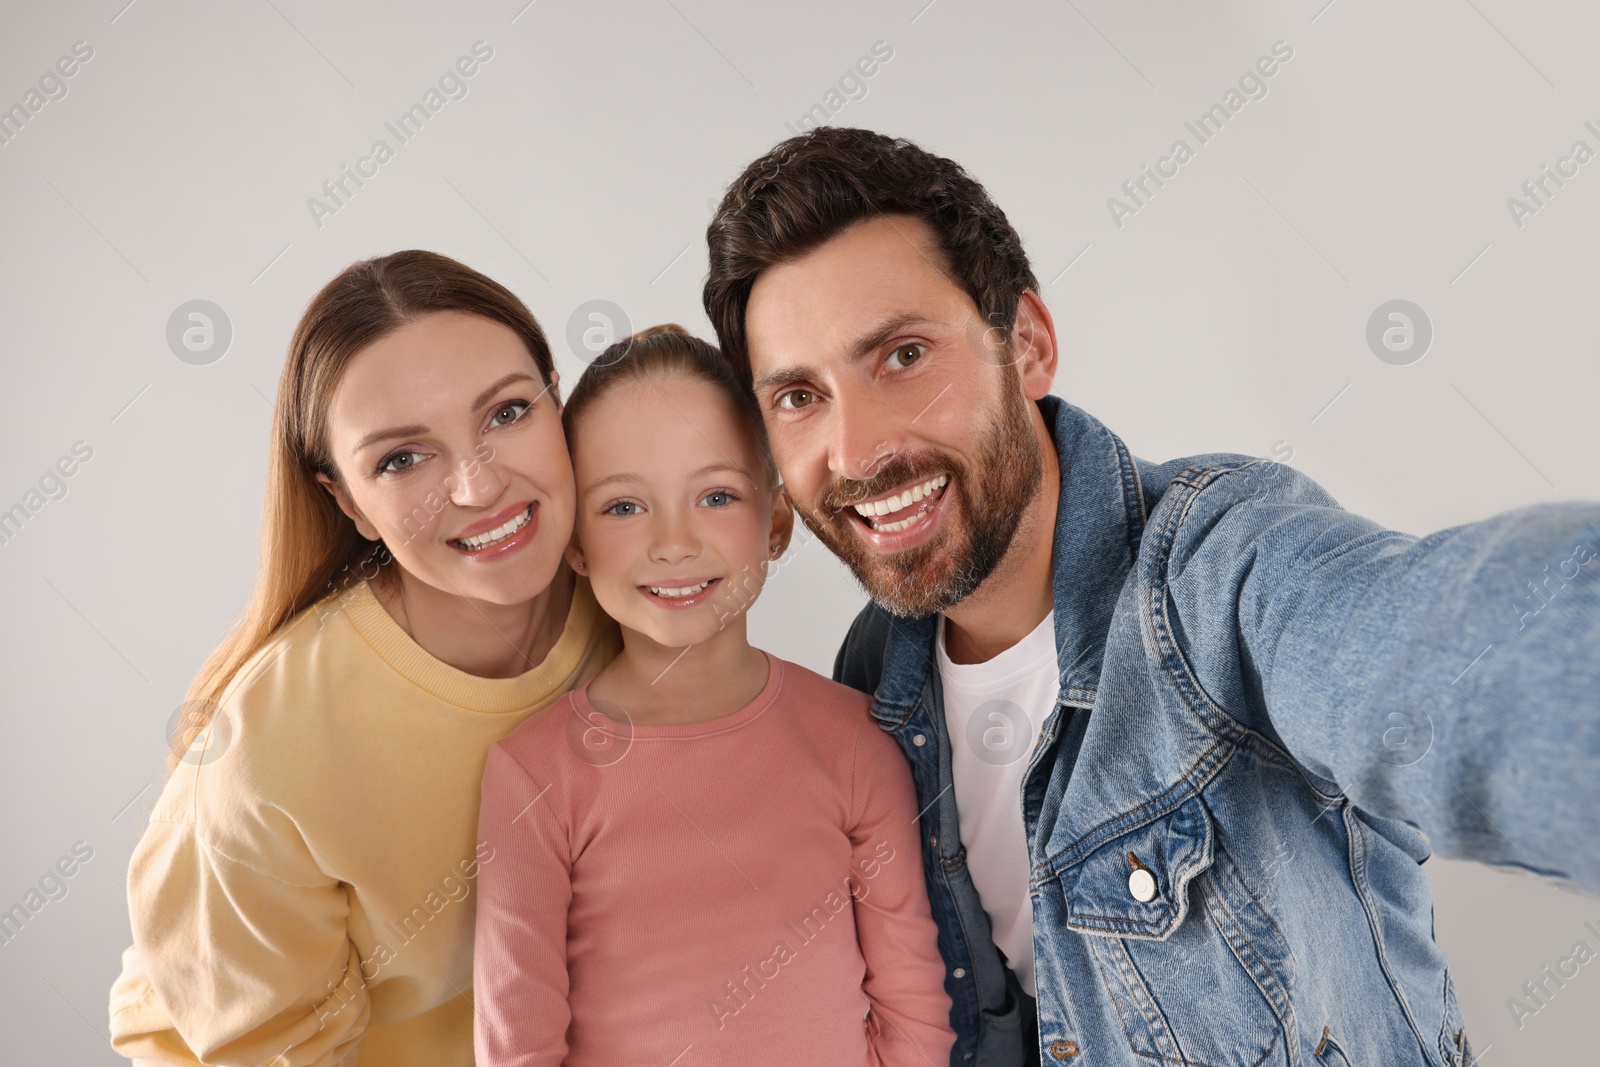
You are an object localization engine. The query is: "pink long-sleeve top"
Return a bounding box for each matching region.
[473,651,955,1066]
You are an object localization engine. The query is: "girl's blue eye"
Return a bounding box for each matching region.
[378,451,421,475]
[702,490,736,508]
[604,501,641,517]
[491,400,530,426]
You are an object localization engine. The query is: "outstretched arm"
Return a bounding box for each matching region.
[1163,459,1600,891]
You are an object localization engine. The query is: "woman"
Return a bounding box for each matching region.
[107,250,620,1065]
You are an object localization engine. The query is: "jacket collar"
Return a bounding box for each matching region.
[873,394,1148,712]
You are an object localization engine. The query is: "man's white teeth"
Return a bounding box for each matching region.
[456,506,532,550]
[853,474,948,519]
[649,580,713,598]
[875,512,924,534]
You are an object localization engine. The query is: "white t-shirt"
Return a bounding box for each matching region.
[935,609,1058,997]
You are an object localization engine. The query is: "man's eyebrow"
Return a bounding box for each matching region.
[350,372,540,455]
[582,462,756,497]
[751,312,931,394]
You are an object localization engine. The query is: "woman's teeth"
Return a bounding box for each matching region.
[648,580,713,598]
[454,506,532,551]
[853,474,948,531]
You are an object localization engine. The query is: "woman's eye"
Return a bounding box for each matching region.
[378,451,421,474]
[776,389,815,411]
[604,501,641,517]
[702,490,736,508]
[490,400,530,427]
[885,343,924,371]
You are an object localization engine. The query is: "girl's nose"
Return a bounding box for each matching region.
[648,509,701,565]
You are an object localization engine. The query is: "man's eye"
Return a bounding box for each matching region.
[776,389,815,410]
[378,451,421,474]
[885,343,924,371]
[490,400,530,426]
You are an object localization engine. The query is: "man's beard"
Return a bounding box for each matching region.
[795,381,1045,618]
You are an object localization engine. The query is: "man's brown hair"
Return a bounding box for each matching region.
[702,126,1040,383]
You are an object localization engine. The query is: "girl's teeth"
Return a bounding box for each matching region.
[853,474,948,521]
[649,581,712,598]
[457,506,531,550]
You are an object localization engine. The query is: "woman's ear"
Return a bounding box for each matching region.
[315,471,382,542]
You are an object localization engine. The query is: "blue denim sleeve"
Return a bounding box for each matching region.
[1161,459,1600,893]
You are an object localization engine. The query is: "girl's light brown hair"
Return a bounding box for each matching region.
[561,323,778,488]
[171,250,554,774]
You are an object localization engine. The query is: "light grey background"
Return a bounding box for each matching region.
[2,0,1596,1061]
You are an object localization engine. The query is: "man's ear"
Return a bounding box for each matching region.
[1011,290,1059,401]
[769,484,796,560]
[315,471,382,542]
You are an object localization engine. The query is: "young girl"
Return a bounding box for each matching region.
[474,325,955,1065]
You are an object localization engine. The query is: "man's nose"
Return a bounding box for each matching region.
[828,382,900,487]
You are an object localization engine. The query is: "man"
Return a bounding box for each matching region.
[702,127,1599,1067]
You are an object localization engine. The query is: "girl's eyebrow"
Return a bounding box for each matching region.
[581,462,755,496]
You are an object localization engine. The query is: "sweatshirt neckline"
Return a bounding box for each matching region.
[339,573,607,714]
[571,650,784,739]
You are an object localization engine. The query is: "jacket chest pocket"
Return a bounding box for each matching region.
[1049,796,1296,1067]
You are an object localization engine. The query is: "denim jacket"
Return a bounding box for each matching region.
[834,394,1600,1067]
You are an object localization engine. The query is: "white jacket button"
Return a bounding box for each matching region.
[1128,868,1158,902]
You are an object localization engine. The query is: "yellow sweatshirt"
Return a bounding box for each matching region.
[107,574,620,1066]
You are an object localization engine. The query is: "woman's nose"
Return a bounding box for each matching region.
[446,451,508,507]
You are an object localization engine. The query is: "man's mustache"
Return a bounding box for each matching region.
[817,453,952,514]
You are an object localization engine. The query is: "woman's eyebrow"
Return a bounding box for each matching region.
[351,372,542,456]
[471,372,540,411]
[353,423,428,455]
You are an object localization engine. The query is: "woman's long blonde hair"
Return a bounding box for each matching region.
[170,250,555,773]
